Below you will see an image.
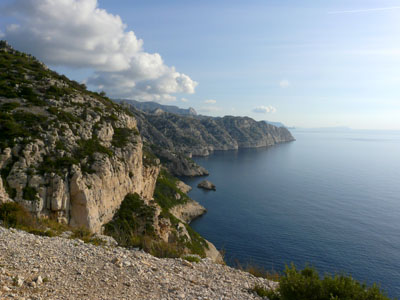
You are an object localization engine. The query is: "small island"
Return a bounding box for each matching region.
[197,180,216,191]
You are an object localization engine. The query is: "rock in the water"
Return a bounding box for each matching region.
[197,180,216,191]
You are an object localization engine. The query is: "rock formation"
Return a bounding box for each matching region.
[121,102,295,176]
[198,180,216,191]
[0,42,219,260]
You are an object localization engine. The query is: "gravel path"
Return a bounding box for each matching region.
[0,227,276,299]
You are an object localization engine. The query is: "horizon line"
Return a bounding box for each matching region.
[328,6,400,14]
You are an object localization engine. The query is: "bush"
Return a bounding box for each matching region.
[76,138,113,158]
[236,261,280,281]
[264,264,393,300]
[112,127,134,148]
[183,255,201,263]
[22,186,39,201]
[1,102,20,112]
[153,169,189,210]
[0,202,33,228]
[252,285,271,298]
[104,193,156,248]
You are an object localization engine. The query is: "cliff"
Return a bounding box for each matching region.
[124,105,295,174]
[116,99,198,116]
[0,42,217,260]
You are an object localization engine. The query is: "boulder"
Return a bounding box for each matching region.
[197,180,216,191]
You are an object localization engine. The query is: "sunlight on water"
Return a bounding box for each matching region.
[185,130,400,298]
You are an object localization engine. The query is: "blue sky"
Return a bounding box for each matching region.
[1,0,400,129]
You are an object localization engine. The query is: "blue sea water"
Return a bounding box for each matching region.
[184,129,400,298]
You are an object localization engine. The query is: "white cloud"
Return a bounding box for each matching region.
[252,106,277,114]
[3,0,197,102]
[204,99,217,104]
[181,98,189,102]
[279,80,290,88]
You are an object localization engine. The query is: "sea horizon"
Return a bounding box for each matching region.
[185,128,400,298]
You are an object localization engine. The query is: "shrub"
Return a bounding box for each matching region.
[153,169,189,210]
[236,261,280,281]
[1,102,20,112]
[76,138,113,158]
[19,86,45,106]
[38,155,79,176]
[0,202,34,228]
[183,255,201,263]
[104,193,156,247]
[112,127,133,148]
[22,186,39,201]
[265,264,393,300]
[252,285,271,298]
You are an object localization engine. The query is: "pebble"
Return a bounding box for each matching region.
[0,226,277,299]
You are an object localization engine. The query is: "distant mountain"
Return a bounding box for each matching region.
[263,120,286,128]
[115,99,197,116]
[294,126,351,132]
[122,103,295,176]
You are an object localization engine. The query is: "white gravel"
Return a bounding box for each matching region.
[0,226,276,299]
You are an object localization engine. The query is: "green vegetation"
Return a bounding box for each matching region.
[76,138,113,158]
[47,107,80,124]
[0,156,18,198]
[46,85,66,99]
[153,169,189,210]
[112,127,135,148]
[0,202,105,244]
[183,255,201,263]
[104,193,183,258]
[1,102,20,112]
[153,170,208,257]
[143,147,159,166]
[256,264,393,300]
[38,155,79,176]
[105,193,156,241]
[0,108,47,148]
[252,285,270,298]
[19,86,45,106]
[236,261,280,281]
[22,186,39,201]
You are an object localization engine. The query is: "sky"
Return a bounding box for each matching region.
[1,0,400,129]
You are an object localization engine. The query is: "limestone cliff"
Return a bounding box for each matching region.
[0,43,160,232]
[0,41,221,261]
[121,103,295,176]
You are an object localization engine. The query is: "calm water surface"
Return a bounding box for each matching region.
[184,130,400,298]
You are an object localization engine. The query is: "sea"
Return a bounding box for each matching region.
[183,129,400,298]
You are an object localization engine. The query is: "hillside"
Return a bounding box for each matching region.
[0,41,219,260]
[116,99,198,116]
[119,105,294,176]
[127,106,294,157]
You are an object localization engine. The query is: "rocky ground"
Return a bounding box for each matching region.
[0,227,276,300]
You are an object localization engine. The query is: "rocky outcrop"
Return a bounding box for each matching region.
[205,240,224,264]
[124,104,295,166]
[198,180,216,191]
[116,99,198,116]
[0,45,162,233]
[176,180,192,194]
[150,147,209,177]
[170,200,206,224]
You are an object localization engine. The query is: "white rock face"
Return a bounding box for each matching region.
[170,200,206,224]
[69,143,160,233]
[0,149,12,204]
[0,97,160,234]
